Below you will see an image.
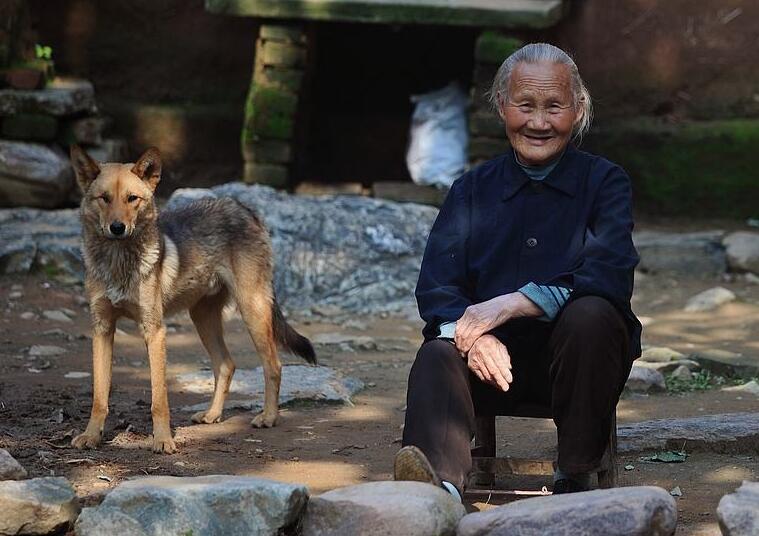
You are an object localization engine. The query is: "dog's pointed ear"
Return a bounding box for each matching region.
[70,145,101,193]
[131,147,162,191]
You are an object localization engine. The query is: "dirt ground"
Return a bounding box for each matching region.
[2,255,759,535]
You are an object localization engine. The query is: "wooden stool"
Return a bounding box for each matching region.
[470,403,618,490]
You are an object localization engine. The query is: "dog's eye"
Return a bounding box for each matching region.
[127,195,139,203]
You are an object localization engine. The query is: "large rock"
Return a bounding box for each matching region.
[457,486,677,536]
[75,475,307,536]
[617,412,759,454]
[0,77,96,116]
[718,481,759,536]
[0,141,75,208]
[633,230,726,277]
[302,481,465,536]
[625,365,666,394]
[684,287,736,312]
[639,347,686,363]
[168,183,439,315]
[723,232,759,274]
[0,449,27,480]
[0,477,80,535]
[177,365,363,412]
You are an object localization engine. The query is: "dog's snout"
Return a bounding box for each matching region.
[109,221,126,236]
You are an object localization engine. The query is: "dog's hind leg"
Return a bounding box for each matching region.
[189,293,236,424]
[232,271,281,428]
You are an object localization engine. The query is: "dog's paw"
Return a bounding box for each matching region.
[71,432,101,449]
[191,410,222,424]
[152,435,177,454]
[251,412,278,428]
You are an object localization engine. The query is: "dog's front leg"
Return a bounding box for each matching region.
[142,314,177,454]
[72,313,115,449]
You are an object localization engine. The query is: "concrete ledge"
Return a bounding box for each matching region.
[205,0,564,28]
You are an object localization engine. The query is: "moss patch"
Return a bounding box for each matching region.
[242,85,297,144]
[475,32,523,65]
[583,118,759,218]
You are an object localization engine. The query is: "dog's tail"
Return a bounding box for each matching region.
[272,300,317,365]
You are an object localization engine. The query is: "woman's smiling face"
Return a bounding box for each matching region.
[499,61,582,166]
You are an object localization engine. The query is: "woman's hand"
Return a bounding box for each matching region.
[455,292,541,354]
[467,334,513,392]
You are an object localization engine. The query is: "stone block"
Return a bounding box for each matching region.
[260,25,306,44]
[469,111,504,138]
[470,136,507,160]
[243,162,289,187]
[1,113,58,141]
[0,477,80,535]
[59,116,108,146]
[372,181,447,207]
[634,230,726,276]
[260,40,306,68]
[302,481,465,536]
[243,139,292,164]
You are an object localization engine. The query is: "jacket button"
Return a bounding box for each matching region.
[526,237,538,248]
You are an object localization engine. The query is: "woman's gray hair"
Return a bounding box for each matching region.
[489,43,593,143]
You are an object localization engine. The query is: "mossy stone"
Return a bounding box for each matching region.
[475,32,523,65]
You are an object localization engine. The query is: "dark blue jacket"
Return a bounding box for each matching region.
[415,145,642,359]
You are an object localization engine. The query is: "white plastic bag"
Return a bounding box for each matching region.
[406,82,469,189]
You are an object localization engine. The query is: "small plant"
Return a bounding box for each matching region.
[665,369,724,394]
[35,44,53,61]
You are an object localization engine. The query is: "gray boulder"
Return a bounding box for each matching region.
[0,449,27,480]
[0,477,80,535]
[690,349,759,379]
[625,365,666,393]
[723,232,759,274]
[0,208,81,277]
[177,365,364,412]
[302,481,465,536]
[457,486,677,536]
[168,183,438,315]
[718,481,759,536]
[75,475,307,536]
[0,141,75,208]
[635,359,700,374]
[633,230,726,277]
[0,78,96,116]
[684,287,736,312]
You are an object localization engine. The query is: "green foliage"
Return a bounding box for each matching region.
[35,44,53,61]
[665,369,724,394]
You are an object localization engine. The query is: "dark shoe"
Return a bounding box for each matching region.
[393,446,441,487]
[552,478,590,494]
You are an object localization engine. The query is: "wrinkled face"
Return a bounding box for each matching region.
[498,61,582,166]
[71,146,161,240]
[85,165,155,239]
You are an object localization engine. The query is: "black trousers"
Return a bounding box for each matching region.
[402,296,632,491]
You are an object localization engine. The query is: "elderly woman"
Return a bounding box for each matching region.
[394,43,641,498]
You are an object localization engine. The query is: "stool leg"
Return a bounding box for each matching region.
[597,414,618,489]
[471,415,496,487]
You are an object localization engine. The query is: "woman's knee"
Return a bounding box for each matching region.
[557,296,621,335]
[409,339,466,382]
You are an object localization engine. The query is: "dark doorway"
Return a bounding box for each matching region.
[295,22,477,186]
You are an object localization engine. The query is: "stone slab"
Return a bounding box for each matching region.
[0,141,75,208]
[689,349,759,380]
[177,364,363,412]
[617,413,759,454]
[0,449,27,480]
[206,0,565,29]
[633,230,726,276]
[0,77,96,116]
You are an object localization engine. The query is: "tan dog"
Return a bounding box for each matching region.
[70,145,316,453]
